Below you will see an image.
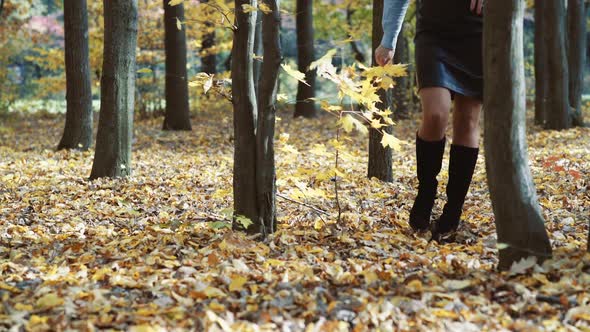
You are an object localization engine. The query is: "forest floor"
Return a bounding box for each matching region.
[0,107,589,331]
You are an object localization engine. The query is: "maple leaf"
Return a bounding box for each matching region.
[229,275,248,292]
[258,2,272,14]
[380,132,401,151]
[509,256,538,275]
[281,63,309,86]
[36,293,64,310]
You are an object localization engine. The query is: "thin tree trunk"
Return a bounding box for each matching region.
[534,0,547,126]
[544,0,571,130]
[294,0,316,118]
[483,0,552,270]
[253,11,263,94]
[90,0,138,179]
[567,0,586,127]
[367,0,393,182]
[392,26,410,120]
[224,54,232,72]
[201,0,217,74]
[58,0,93,151]
[346,5,365,63]
[232,0,260,232]
[163,0,192,130]
[256,0,281,235]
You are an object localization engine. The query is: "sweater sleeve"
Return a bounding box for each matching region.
[381,0,411,50]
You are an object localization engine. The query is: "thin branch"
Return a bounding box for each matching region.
[277,193,329,216]
[202,3,236,29]
[334,125,342,223]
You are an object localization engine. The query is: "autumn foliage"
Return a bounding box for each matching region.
[1,0,590,330]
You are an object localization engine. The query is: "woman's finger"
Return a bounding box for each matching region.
[477,0,484,15]
[470,0,477,12]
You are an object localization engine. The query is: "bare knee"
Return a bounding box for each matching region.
[453,95,482,146]
[419,88,452,140]
[454,111,479,133]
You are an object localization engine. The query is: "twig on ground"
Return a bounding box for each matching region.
[276,193,330,216]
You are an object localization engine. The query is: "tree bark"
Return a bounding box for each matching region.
[232,0,260,232]
[483,0,552,270]
[368,0,393,182]
[392,26,410,120]
[544,0,571,130]
[534,1,547,126]
[200,0,217,74]
[58,0,93,151]
[294,0,317,118]
[256,0,281,235]
[162,0,192,131]
[253,11,263,94]
[90,0,138,179]
[567,0,586,127]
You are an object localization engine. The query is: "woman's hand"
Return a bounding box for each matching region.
[470,0,484,15]
[375,45,395,67]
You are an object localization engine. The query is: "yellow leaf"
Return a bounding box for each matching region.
[259,2,272,14]
[310,144,332,157]
[407,279,423,293]
[266,259,286,267]
[15,303,34,311]
[203,75,213,94]
[313,218,323,230]
[0,282,20,293]
[209,301,226,311]
[278,132,290,144]
[176,17,182,31]
[363,271,379,285]
[168,0,183,6]
[381,132,401,151]
[310,49,338,72]
[92,267,111,281]
[28,315,48,325]
[281,63,309,86]
[242,4,257,13]
[340,115,355,133]
[129,325,164,332]
[432,309,459,319]
[137,68,152,74]
[204,286,226,298]
[443,279,472,291]
[363,63,407,79]
[497,242,510,250]
[277,93,289,103]
[370,118,386,129]
[36,293,64,310]
[340,115,368,135]
[229,275,248,292]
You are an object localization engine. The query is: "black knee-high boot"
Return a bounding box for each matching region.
[432,144,479,241]
[409,134,446,231]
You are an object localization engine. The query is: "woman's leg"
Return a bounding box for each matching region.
[452,95,482,148]
[432,94,482,240]
[409,87,452,231]
[418,87,452,140]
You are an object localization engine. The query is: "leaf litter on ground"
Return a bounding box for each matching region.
[0,108,589,331]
